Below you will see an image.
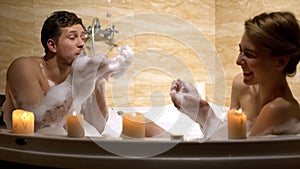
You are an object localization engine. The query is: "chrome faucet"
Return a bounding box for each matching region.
[85,17,118,56]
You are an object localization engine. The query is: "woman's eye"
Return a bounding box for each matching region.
[244,52,254,58]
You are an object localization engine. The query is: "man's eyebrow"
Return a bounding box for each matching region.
[68,30,78,34]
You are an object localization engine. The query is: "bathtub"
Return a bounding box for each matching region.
[1,105,300,168]
[1,130,300,168]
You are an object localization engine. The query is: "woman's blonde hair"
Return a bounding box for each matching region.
[245,11,300,76]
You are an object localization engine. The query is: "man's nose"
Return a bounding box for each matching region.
[78,38,85,48]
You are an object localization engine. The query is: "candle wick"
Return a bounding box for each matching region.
[117,111,124,116]
[132,112,136,117]
[23,112,27,129]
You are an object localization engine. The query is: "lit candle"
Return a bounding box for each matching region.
[227,109,247,139]
[12,109,34,135]
[122,112,145,138]
[66,111,85,138]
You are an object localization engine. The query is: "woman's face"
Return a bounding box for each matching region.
[236,33,278,85]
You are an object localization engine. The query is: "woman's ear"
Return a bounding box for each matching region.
[47,39,57,53]
[276,55,289,71]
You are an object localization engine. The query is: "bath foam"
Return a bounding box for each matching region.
[28,46,133,135]
[70,46,133,134]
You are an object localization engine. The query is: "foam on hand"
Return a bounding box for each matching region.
[109,45,134,78]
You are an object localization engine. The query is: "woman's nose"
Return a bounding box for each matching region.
[236,53,244,66]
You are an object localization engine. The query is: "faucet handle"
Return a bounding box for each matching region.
[112,25,119,34]
[104,25,118,40]
[84,26,92,40]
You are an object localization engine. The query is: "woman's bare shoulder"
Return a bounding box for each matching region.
[250,98,300,136]
[264,97,300,118]
[232,73,247,88]
[231,73,249,97]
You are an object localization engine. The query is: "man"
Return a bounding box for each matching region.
[2,11,167,137]
[2,11,132,134]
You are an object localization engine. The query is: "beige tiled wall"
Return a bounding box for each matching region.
[0,0,299,108]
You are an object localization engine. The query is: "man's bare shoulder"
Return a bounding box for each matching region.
[7,56,44,80]
[9,56,42,68]
[8,56,42,71]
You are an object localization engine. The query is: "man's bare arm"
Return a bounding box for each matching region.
[33,76,73,130]
[7,57,73,131]
[6,57,46,110]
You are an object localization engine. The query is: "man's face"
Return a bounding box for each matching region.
[55,24,85,65]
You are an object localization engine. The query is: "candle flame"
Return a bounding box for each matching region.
[22,111,28,129]
[72,111,77,116]
[236,109,242,113]
[22,111,27,119]
[132,112,136,117]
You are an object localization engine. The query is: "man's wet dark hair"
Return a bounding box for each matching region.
[41,11,84,54]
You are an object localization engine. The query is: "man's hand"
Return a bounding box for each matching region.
[95,45,134,81]
[109,45,134,78]
[70,46,134,114]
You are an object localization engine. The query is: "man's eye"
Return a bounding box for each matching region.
[69,34,78,39]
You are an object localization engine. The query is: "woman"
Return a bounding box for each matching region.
[170,11,300,137]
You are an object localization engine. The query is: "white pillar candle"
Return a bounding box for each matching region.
[122,112,145,138]
[12,109,34,135]
[228,109,247,139]
[66,111,85,138]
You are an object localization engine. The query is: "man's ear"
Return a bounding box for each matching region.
[47,39,57,53]
[276,55,289,71]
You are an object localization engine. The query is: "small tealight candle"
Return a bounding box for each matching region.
[66,111,85,138]
[12,109,34,135]
[122,112,145,138]
[227,109,247,139]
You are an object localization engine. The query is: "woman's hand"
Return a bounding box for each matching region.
[170,79,210,125]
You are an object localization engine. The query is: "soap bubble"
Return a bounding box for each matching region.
[86,12,226,158]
